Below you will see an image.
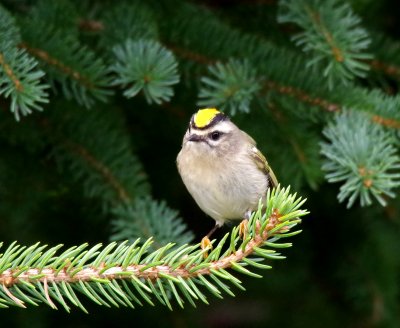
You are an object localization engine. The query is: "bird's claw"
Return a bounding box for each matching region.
[200,236,213,258]
[239,219,249,239]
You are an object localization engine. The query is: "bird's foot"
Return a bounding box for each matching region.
[239,219,249,240]
[200,236,213,258]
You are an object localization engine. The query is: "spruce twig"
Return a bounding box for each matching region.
[0,186,307,311]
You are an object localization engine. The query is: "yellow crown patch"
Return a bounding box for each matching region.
[194,108,220,128]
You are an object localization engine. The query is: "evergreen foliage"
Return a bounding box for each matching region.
[18,3,111,108]
[321,111,400,207]
[198,59,260,115]
[0,5,48,120]
[0,187,306,312]
[278,0,372,88]
[111,39,179,104]
[110,197,194,247]
[1,0,400,326]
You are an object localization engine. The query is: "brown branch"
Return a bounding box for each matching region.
[0,211,282,287]
[166,44,216,65]
[19,42,94,89]
[69,15,400,128]
[54,135,168,249]
[17,17,400,130]
[63,140,131,202]
[265,82,400,130]
[171,42,400,129]
[78,19,105,33]
[371,115,400,129]
[264,80,341,113]
[168,42,344,114]
[170,42,400,130]
[304,5,344,62]
[370,59,400,80]
[0,52,23,91]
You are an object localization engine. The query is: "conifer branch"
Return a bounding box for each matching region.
[46,107,192,246]
[99,2,158,46]
[370,59,400,81]
[63,140,131,203]
[321,111,400,207]
[50,107,150,207]
[0,46,49,121]
[367,31,400,83]
[166,44,215,65]
[0,53,23,92]
[0,186,307,311]
[110,39,180,104]
[160,3,400,134]
[78,12,400,86]
[263,81,341,113]
[371,115,400,129]
[0,5,49,120]
[278,0,372,88]
[19,20,112,108]
[167,41,342,114]
[170,44,400,130]
[198,59,261,115]
[20,43,97,91]
[78,19,105,33]
[110,198,194,247]
[0,210,282,286]
[264,82,400,130]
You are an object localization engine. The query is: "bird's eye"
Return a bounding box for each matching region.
[210,131,222,141]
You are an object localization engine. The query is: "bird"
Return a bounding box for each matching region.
[177,108,277,248]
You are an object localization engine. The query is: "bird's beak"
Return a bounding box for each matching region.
[188,134,203,142]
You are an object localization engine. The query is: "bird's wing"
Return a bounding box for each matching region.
[250,146,278,187]
[242,131,278,188]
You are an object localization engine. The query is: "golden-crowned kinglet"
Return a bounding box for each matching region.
[177,108,277,240]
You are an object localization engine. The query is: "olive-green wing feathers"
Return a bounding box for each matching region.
[242,131,278,187]
[250,146,278,187]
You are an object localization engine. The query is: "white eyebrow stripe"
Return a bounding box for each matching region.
[189,130,209,137]
[215,122,234,133]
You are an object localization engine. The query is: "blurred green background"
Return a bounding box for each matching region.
[1,0,400,327]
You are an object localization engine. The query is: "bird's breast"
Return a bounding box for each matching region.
[177,147,268,224]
